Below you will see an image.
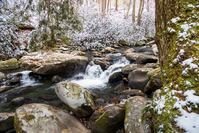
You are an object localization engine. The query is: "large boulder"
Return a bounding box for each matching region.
[123,48,136,55]
[136,54,158,64]
[125,52,142,63]
[0,58,19,71]
[114,83,129,94]
[93,57,110,70]
[144,68,163,93]
[90,106,125,133]
[55,82,96,117]
[0,112,15,132]
[0,72,6,82]
[122,89,145,99]
[122,64,143,76]
[124,96,151,133]
[128,68,153,92]
[108,72,123,83]
[19,52,89,76]
[14,103,90,133]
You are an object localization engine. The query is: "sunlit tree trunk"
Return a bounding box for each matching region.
[132,0,135,23]
[102,0,106,18]
[126,0,131,17]
[115,0,118,11]
[145,0,149,36]
[137,0,143,26]
[143,0,199,132]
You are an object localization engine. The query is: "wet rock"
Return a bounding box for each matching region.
[152,44,158,55]
[55,82,96,117]
[52,75,63,83]
[93,57,110,70]
[90,106,125,133]
[135,41,146,46]
[122,89,145,99]
[114,83,128,94]
[125,52,142,63]
[0,58,19,71]
[11,97,25,106]
[122,64,143,76]
[14,103,91,133]
[124,96,151,133]
[92,51,102,57]
[128,68,153,92]
[0,86,13,93]
[100,47,119,53]
[144,68,162,93]
[136,54,158,64]
[95,98,105,107]
[0,72,6,82]
[0,112,15,132]
[19,52,89,76]
[108,72,123,83]
[123,48,136,55]
[8,77,20,85]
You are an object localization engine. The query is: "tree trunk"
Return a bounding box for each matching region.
[143,0,199,132]
[145,0,149,37]
[132,0,135,23]
[137,0,143,26]
[115,0,118,11]
[126,0,132,17]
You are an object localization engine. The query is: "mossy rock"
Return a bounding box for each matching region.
[90,106,125,133]
[135,41,146,46]
[118,40,127,46]
[0,58,19,71]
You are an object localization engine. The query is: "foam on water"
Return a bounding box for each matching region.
[67,56,130,89]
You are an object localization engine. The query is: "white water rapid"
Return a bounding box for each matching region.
[67,55,130,89]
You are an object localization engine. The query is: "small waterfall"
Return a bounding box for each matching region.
[67,56,130,89]
[20,70,42,87]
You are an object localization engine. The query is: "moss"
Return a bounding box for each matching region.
[0,58,19,70]
[95,112,109,130]
[14,113,26,133]
[147,68,161,79]
[23,115,35,121]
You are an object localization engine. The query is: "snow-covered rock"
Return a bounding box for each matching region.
[19,52,89,76]
[55,82,96,117]
[14,103,90,133]
[124,96,151,133]
[152,44,158,55]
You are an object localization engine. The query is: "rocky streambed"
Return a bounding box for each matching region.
[0,43,161,133]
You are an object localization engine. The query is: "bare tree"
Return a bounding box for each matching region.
[137,0,144,26]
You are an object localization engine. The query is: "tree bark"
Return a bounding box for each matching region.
[137,0,143,26]
[115,0,118,11]
[143,0,199,132]
[132,0,135,23]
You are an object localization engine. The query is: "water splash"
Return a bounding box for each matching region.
[67,56,130,89]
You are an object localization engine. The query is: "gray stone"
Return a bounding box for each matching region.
[19,52,89,76]
[128,68,153,92]
[108,72,123,83]
[122,89,145,99]
[124,96,151,133]
[136,54,158,64]
[14,103,90,133]
[0,112,14,132]
[123,48,136,55]
[122,64,143,76]
[55,82,96,117]
[114,83,128,94]
[135,41,146,46]
[100,47,119,53]
[125,52,142,63]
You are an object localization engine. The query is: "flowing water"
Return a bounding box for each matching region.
[0,53,130,112]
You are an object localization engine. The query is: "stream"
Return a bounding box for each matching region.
[0,46,154,113]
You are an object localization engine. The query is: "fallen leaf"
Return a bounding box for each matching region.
[62,129,66,132]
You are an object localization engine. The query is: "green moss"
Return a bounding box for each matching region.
[23,115,35,121]
[147,68,161,79]
[95,112,109,130]
[0,58,19,70]
[14,113,26,133]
